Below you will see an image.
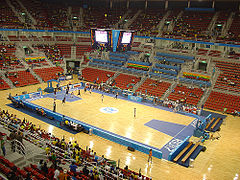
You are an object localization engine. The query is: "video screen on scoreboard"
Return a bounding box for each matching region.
[95,30,108,43]
[91,29,112,51]
[121,32,132,44]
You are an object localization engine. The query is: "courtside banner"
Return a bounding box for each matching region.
[128,95,143,102]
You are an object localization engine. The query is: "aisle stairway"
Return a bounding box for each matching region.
[0,126,46,169]
[157,10,171,36]
[124,10,142,29]
[17,0,37,25]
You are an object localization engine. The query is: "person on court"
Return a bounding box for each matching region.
[62,96,66,104]
[115,92,118,99]
[66,84,70,95]
[148,149,152,163]
[54,88,57,99]
[101,94,104,103]
[53,101,56,112]
[134,107,136,118]
[89,88,92,94]
[78,89,81,96]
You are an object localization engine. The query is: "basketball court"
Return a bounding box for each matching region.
[25,87,199,158]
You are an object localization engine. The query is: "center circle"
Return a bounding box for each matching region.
[100,107,119,114]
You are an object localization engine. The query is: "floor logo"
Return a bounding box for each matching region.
[100,107,119,114]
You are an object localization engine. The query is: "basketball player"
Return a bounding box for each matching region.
[54,88,57,99]
[101,94,104,103]
[78,89,81,96]
[89,88,92,94]
[62,96,66,104]
[66,84,70,95]
[115,92,118,99]
[53,101,56,112]
[134,108,136,118]
[148,149,152,163]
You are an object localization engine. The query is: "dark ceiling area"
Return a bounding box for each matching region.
[40,0,239,10]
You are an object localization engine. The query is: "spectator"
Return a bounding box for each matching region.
[16,131,23,143]
[7,166,19,180]
[58,169,68,180]
[41,162,49,175]
[25,172,32,180]
[37,159,43,170]
[54,167,60,180]
[47,164,55,179]
[0,134,6,156]
[69,161,77,173]
[83,165,89,176]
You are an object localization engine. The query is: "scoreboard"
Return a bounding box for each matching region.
[90,29,134,52]
[90,29,112,51]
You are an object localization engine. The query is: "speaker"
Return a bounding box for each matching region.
[201,146,207,152]
[127,147,135,152]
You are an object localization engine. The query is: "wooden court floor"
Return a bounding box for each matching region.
[1,77,240,180]
[32,88,195,151]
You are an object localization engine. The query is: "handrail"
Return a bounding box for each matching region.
[11,139,26,156]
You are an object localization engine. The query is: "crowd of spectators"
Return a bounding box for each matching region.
[32,44,64,65]
[0,43,24,70]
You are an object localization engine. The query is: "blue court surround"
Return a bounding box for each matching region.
[9,87,226,161]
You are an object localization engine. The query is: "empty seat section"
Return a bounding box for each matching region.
[8,71,39,87]
[205,91,240,113]
[0,78,10,90]
[81,68,114,83]
[56,44,71,58]
[168,85,204,105]
[114,74,141,90]
[34,67,64,81]
[213,60,240,93]
[136,79,171,98]
[76,45,92,58]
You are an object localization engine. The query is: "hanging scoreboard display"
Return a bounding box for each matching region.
[116,31,134,52]
[90,29,134,52]
[90,29,112,51]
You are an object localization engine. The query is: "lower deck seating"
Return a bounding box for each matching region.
[56,44,71,58]
[81,67,114,83]
[34,67,64,82]
[205,91,240,113]
[114,74,141,90]
[168,85,204,105]
[7,71,39,87]
[76,45,92,58]
[136,79,171,98]
[0,111,151,180]
[0,78,10,90]
[214,60,240,93]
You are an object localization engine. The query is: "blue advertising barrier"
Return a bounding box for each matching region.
[128,95,143,102]
[168,136,190,161]
[15,91,42,101]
